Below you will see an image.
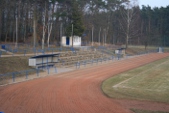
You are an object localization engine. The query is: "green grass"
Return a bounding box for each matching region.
[102,57,169,103]
[131,109,169,113]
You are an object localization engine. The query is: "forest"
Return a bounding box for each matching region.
[0,0,169,48]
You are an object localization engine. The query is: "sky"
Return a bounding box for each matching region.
[139,0,169,8]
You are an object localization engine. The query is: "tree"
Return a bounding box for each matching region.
[66,0,85,47]
[119,0,140,49]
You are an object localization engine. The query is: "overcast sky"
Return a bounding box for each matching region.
[139,0,169,8]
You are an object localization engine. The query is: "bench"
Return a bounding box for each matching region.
[29,54,60,69]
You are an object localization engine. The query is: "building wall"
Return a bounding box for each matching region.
[61,36,67,46]
[61,36,81,47]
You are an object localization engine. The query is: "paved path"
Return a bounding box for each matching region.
[0,53,169,113]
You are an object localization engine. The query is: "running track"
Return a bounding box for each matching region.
[0,53,169,113]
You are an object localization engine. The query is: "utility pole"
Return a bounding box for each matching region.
[72,24,73,47]
[60,23,62,47]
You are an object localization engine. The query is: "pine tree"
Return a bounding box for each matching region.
[66,0,85,36]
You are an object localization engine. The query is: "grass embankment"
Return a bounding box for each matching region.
[0,56,34,74]
[126,46,169,55]
[131,109,169,113]
[102,57,169,103]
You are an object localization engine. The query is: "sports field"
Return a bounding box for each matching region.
[102,56,169,103]
[1,53,169,113]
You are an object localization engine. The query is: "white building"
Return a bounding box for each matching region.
[61,36,81,47]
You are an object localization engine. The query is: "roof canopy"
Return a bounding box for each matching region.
[30,54,60,59]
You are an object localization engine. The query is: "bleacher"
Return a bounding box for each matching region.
[55,50,109,68]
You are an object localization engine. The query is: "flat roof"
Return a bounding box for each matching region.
[30,54,60,59]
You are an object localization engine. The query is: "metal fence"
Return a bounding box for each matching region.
[0,66,58,85]
[0,43,165,85]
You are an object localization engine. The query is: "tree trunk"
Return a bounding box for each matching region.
[33,17,37,48]
[47,23,53,48]
[23,24,26,43]
[42,2,47,49]
[0,10,2,42]
[33,4,37,48]
[5,31,8,43]
[126,34,129,49]
[99,27,101,46]
[15,16,18,48]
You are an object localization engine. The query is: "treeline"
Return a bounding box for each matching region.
[0,0,169,48]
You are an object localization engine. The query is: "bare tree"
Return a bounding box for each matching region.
[119,0,139,48]
[47,22,53,48]
[33,3,38,48]
[42,3,47,49]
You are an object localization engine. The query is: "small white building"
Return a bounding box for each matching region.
[61,36,81,47]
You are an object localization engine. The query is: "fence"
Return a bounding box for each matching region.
[0,43,77,57]
[0,44,165,85]
[0,54,124,85]
[0,67,58,85]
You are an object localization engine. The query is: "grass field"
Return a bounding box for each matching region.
[102,56,169,103]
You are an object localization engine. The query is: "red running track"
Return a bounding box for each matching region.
[0,53,169,113]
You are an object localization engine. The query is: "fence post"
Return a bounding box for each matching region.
[12,49,14,56]
[62,60,65,66]
[12,73,15,82]
[43,50,45,55]
[36,69,39,77]
[76,62,80,69]
[24,50,26,56]
[118,54,120,60]
[33,48,36,56]
[84,61,86,67]
[97,59,100,64]
[55,67,57,73]
[112,55,114,61]
[105,58,107,62]
[48,66,50,74]
[26,71,28,79]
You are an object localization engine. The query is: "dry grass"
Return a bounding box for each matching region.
[0,56,34,74]
[131,109,169,113]
[102,57,169,103]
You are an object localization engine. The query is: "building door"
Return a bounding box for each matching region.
[66,37,69,45]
